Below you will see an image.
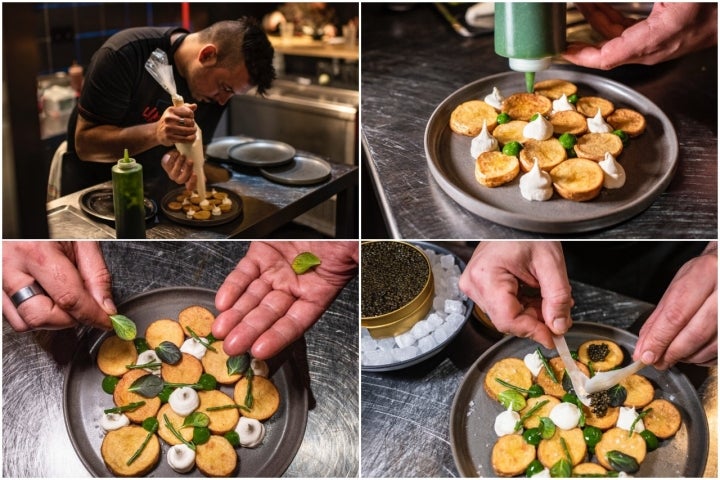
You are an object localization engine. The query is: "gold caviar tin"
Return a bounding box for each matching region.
[361,241,435,339]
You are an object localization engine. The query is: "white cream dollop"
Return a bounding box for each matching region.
[532,468,552,478]
[235,417,267,448]
[549,402,582,430]
[617,406,645,433]
[135,349,162,376]
[523,351,544,377]
[100,412,130,432]
[494,406,522,437]
[186,208,196,219]
[598,152,626,189]
[169,386,200,416]
[167,443,196,473]
[587,108,613,133]
[519,158,554,202]
[180,337,208,360]
[211,206,222,216]
[523,113,554,141]
[199,199,210,209]
[470,120,499,159]
[221,197,232,206]
[551,94,576,114]
[251,358,270,377]
[484,86,504,110]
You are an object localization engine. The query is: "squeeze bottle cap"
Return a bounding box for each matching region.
[508,57,553,73]
[117,149,137,169]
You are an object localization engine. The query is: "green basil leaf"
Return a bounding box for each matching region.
[155,341,182,365]
[550,458,571,478]
[606,450,640,473]
[197,373,218,391]
[192,426,211,445]
[227,353,250,376]
[110,314,137,341]
[142,416,159,433]
[291,252,321,274]
[224,430,240,448]
[498,389,526,411]
[539,416,556,439]
[607,384,628,407]
[128,374,164,398]
[182,412,210,429]
[133,337,150,354]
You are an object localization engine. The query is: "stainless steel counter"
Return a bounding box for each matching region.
[2,241,359,477]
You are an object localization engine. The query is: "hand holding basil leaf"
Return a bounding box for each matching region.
[110,314,137,341]
[291,252,321,274]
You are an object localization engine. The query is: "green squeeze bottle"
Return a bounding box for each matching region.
[494,2,567,92]
[112,149,146,238]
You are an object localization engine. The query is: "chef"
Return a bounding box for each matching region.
[60,17,275,196]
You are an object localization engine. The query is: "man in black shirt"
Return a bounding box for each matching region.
[62,17,274,196]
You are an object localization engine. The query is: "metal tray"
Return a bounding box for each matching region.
[160,186,242,227]
[260,154,332,186]
[205,136,253,160]
[79,187,157,224]
[63,287,309,477]
[228,140,296,168]
[361,241,474,372]
[425,70,679,233]
[449,322,708,477]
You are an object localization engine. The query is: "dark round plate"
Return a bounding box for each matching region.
[206,136,253,160]
[260,154,332,186]
[63,287,309,477]
[425,69,679,233]
[160,186,242,227]
[449,322,708,477]
[228,140,296,167]
[79,187,156,223]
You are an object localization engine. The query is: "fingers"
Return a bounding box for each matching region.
[251,300,325,359]
[161,150,194,185]
[212,277,271,339]
[74,242,115,326]
[574,3,635,38]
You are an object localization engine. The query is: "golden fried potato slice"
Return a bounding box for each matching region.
[156,403,193,445]
[550,110,588,136]
[574,133,624,161]
[576,96,615,118]
[642,399,682,438]
[521,395,560,429]
[607,108,647,137]
[492,120,528,145]
[536,357,591,398]
[161,352,203,385]
[491,434,536,477]
[595,427,647,470]
[534,79,578,100]
[583,405,620,430]
[573,462,607,475]
[97,335,138,376]
[619,375,655,409]
[450,100,498,136]
[484,358,533,402]
[233,376,281,421]
[475,151,520,187]
[577,340,624,371]
[195,435,238,477]
[198,389,240,434]
[178,305,215,338]
[519,139,567,172]
[193,210,212,220]
[201,341,242,385]
[145,319,185,349]
[101,425,160,477]
[502,93,552,121]
[550,158,604,202]
[113,369,162,423]
[538,428,586,467]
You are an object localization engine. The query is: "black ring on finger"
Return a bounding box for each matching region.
[10,282,46,308]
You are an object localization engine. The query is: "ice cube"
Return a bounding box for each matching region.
[440,254,455,270]
[433,325,451,344]
[361,328,372,339]
[364,349,394,366]
[377,337,397,351]
[393,346,419,362]
[444,299,465,315]
[418,335,437,353]
[446,313,465,330]
[395,331,417,349]
[410,320,431,340]
[426,313,445,329]
[433,296,448,312]
[361,337,378,352]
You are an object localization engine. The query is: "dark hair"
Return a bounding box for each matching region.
[199,17,275,95]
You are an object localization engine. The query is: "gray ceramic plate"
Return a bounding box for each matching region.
[205,136,253,160]
[260,154,332,186]
[79,187,157,223]
[228,140,296,167]
[449,322,708,477]
[63,287,309,477]
[160,186,242,227]
[361,241,474,372]
[425,70,679,233]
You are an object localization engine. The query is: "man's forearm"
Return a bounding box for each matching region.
[75,122,160,162]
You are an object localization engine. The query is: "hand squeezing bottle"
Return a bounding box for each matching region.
[494,2,567,92]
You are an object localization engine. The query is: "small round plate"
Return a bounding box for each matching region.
[160,186,242,227]
[79,187,156,223]
[205,136,253,160]
[227,140,296,167]
[260,154,332,185]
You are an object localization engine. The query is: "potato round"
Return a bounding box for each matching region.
[101,425,160,477]
[201,341,242,385]
[642,399,682,438]
[161,352,203,385]
[534,79,578,100]
[113,369,161,423]
[450,100,499,136]
[195,435,238,477]
[484,358,533,402]
[519,139,567,172]
[492,120,528,145]
[607,108,647,137]
[145,319,185,349]
[550,158,604,202]
[156,403,193,445]
[619,374,655,408]
[521,395,560,429]
[577,340,624,371]
[583,405,619,430]
[536,357,590,398]
[198,389,240,434]
[550,110,588,136]
[595,427,647,470]
[576,96,615,118]
[573,132,624,161]
[538,427,586,467]
[491,434,536,477]
[475,151,520,187]
[97,336,138,376]
[234,376,281,421]
[573,462,607,475]
[502,93,552,121]
[178,305,215,338]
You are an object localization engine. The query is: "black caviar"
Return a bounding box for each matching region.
[362,242,430,317]
[587,343,610,362]
[588,390,611,417]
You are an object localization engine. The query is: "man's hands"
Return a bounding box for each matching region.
[156,103,198,147]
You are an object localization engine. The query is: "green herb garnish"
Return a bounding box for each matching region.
[126,429,155,466]
[498,389,527,411]
[227,353,250,376]
[128,374,164,398]
[515,399,549,431]
[291,252,321,274]
[244,368,255,409]
[182,412,210,429]
[495,378,544,398]
[110,314,137,341]
[104,401,146,414]
[536,348,558,383]
[163,414,195,451]
[185,326,217,353]
[125,361,162,370]
[629,408,652,437]
[206,403,250,412]
[154,341,182,364]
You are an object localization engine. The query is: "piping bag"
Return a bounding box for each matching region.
[145,49,206,200]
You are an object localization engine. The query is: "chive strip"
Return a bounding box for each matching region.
[104,401,146,414]
[629,408,651,437]
[163,414,195,451]
[206,403,250,412]
[126,430,153,466]
[125,361,162,370]
[537,347,558,383]
[560,436,572,462]
[186,326,217,353]
[495,377,530,394]
[514,399,549,430]
[244,369,255,409]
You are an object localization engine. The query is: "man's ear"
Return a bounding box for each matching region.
[198,44,218,66]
